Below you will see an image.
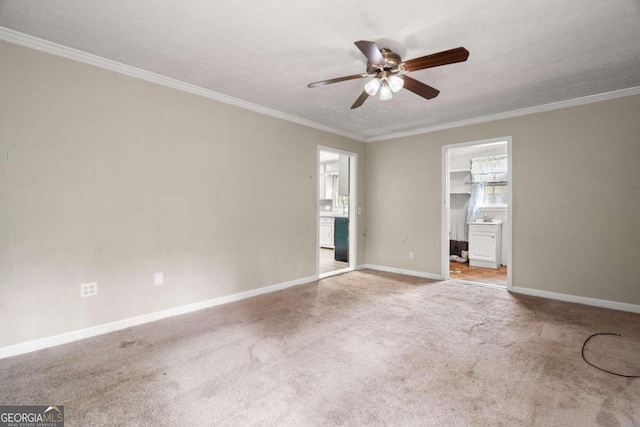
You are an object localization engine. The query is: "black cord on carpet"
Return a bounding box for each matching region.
[581,333,640,378]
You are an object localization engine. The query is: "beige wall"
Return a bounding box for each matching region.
[3,36,639,350]
[366,94,640,305]
[0,40,366,347]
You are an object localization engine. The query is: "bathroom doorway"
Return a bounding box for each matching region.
[442,137,512,289]
[318,147,357,278]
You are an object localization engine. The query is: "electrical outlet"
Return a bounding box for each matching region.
[154,272,163,286]
[409,252,414,260]
[81,282,97,297]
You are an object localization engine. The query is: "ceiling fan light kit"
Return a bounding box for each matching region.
[387,75,404,93]
[379,83,393,101]
[364,74,404,100]
[308,40,469,109]
[364,78,381,96]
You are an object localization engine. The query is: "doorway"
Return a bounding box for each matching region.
[318,147,357,278]
[442,137,512,289]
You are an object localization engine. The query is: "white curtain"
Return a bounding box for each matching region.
[471,154,508,182]
[466,155,507,223]
[466,182,486,223]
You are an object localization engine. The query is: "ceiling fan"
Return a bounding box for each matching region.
[308,41,469,109]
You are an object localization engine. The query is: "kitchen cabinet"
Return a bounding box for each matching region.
[319,217,334,248]
[338,155,349,196]
[320,161,338,201]
[469,221,502,269]
[319,164,326,199]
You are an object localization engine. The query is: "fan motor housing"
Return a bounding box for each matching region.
[367,48,402,74]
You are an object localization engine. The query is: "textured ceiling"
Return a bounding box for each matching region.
[1,1,639,141]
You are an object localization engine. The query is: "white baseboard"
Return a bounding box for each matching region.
[0,275,317,359]
[6,271,636,359]
[359,265,640,314]
[510,286,640,314]
[358,264,444,281]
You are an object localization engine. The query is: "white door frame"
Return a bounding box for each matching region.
[442,136,513,290]
[317,146,358,278]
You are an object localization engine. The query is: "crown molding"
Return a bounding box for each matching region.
[366,85,640,142]
[2,26,639,144]
[0,26,367,142]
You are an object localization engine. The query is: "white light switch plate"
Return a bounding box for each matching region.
[154,272,163,286]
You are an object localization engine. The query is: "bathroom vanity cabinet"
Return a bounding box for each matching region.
[469,221,502,269]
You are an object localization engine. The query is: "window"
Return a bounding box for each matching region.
[471,155,508,207]
[467,154,508,222]
[483,183,507,206]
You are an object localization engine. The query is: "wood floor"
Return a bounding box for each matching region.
[320,247,347,274]
[449,260,507,286]
[320,251,505,284]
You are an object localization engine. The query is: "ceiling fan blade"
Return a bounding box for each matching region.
[308,74,365,88]
[403,47,469,72]
[354,40,386,65]
[402,76,440,99]
[350,91,369,109]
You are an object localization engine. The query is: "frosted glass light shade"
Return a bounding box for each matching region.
[388,75,404,93]
[364,78,381,96]
[379,84,393,101]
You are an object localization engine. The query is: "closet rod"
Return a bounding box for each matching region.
[465,181,508,185]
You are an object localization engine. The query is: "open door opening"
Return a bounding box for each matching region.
[443,138,512,289]
[318,147,357,278]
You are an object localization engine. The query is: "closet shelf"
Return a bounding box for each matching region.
[450,169,471,173]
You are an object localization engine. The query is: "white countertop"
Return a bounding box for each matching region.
[319,211,348,218]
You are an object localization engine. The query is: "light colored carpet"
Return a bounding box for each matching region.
[1,270,639,426]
